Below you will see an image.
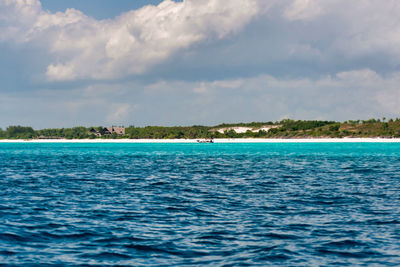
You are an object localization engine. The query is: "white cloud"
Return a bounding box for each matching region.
[1,69,399,128]
[284,0,322,21]
[130,69,400,124]
[148,69,400,121]
[3,0,400,84]
[105,103,132,124]
[46,63,77,81]
[0,0,261,81]
[281,0,400,60]
[2,0,400,129]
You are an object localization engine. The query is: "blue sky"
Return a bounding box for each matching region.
[40,0,167,19]
[1,0,400,128]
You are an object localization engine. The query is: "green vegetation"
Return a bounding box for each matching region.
[38,127,91,139]
[0,126,35,139]
[125,126,211,139]
[2,118,400,139]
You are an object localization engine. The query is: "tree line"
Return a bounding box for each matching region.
[1,118,400,139]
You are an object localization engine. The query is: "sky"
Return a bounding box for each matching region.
[1,0,400,129]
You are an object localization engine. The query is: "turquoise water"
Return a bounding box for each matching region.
[0,143,399,265]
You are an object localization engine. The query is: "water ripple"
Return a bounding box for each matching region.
[0,143,399,265]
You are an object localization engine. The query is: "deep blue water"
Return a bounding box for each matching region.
[0,143,400,266]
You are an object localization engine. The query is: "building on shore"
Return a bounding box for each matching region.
[89,128,102,137]
[105,126,125,135]
[89,126,125,137]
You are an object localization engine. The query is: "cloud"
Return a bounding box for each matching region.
[46,63,77,81]
[3,0,400,84]
[1,68,399,128]
[284,0,322,21]
[2,0,400,128]
[105,103,132,124]
[283,0,400,59]
[128,0,400,83]
[1,0,261,81]
[153,69,400,123]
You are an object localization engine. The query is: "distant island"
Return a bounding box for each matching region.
[1,119,400,139]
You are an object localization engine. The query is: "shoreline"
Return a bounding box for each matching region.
[1,138,400,143]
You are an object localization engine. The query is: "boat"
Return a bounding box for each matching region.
[196,139,214,143]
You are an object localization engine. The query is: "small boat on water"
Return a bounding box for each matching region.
[197,139,214,143]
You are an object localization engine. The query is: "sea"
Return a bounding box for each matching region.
[0,142,399,266]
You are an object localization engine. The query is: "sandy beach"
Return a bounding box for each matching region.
[1,138,400,143]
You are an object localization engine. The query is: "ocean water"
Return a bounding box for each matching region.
[0,143,399,266]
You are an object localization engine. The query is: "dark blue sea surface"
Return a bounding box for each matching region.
[0,143,399,266]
